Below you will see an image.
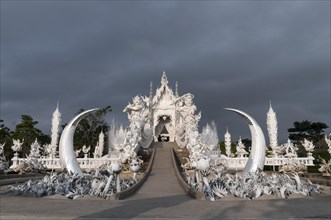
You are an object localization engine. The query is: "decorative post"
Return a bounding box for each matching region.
[82,145,90,170]
[11,139,23,168]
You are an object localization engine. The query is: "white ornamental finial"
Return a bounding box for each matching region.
[161,71,168,86]
[267,101,278,155]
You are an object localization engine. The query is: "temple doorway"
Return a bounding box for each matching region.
[154,115,174,142]
[158,126,170,142]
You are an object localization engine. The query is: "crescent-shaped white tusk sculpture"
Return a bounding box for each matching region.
[225,108,266,173]
[59,108,99,175]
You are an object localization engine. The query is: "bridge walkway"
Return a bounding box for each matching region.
[130,142,189,199]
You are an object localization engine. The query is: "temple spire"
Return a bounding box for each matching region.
[161,71,168,86]
[267,101,278,155]
[149,81,153,98]
[175,81,179,97]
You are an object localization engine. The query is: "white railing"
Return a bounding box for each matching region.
[211,155,314,170]
[10,151,314,172]
[10,154,120,171]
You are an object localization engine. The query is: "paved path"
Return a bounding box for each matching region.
[1,142,331,219]
[130,142,189,199]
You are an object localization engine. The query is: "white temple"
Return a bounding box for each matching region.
[7,73,316,174]
[123,72,201,147]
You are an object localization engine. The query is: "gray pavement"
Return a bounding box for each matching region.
[1,142,331,219]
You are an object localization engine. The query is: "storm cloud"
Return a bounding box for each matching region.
[1,1,330,143]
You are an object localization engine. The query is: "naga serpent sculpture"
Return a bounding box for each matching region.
[225,108,266,173]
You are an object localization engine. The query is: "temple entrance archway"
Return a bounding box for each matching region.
[154,115,175,142]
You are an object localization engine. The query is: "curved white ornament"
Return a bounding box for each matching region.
[59,108,99,175]
[225,108,266,173]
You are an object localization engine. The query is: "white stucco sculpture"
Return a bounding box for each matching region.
[121,72,201,149]
[319,134,331,176]
[59,108,99,175]
[282,139,298,158]
[302,138,315,157]
[236,137,248,158]
[11,139,23,153]
[225,108,267,173]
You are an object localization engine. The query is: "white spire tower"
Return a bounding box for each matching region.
[50,102,61,156]
[267,101,278,156]
[224,127,232,157]
[175,81,179,97]
[98,130,105,157]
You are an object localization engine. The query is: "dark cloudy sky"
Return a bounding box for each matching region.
[1,1,330,144]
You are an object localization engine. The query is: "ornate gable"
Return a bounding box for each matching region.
[152,72,176,110]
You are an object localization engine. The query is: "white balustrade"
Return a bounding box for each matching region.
[10,152,314,172]
[10,155,120,171]
[211,155,314,170]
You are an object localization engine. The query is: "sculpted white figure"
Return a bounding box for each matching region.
[124,95,149,124]
[183,94,201,132]
[282,139,298,158]
[11,139,23,153]
[82,145,90,154]
[302,138,315,157]
[236,137,248,158]
[319,134,331,176]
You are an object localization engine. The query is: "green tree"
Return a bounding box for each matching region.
[241,138,252,152]
[0,119,13,161]
[11,115,50,157]
[288,120,328,144]
[70,106,112,156]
